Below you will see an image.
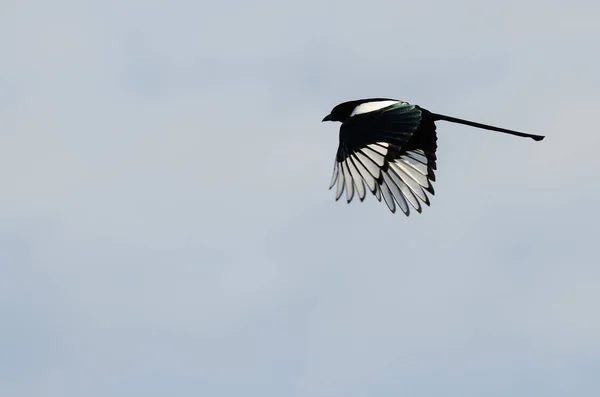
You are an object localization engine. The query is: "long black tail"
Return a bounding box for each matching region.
[431,113,545,141]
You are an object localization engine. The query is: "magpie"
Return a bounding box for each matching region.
[322,98,545,215]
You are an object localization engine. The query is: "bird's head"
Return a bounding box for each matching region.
[322,100,363,123]
[322,98,397,123]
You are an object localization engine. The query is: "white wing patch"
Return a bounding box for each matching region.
[365,142,389,156]
[329,144,435,216]
[350,100,402,117]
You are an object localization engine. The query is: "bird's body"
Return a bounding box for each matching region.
[322,98,544,215]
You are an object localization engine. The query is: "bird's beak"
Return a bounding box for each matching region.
[322,114,332,122]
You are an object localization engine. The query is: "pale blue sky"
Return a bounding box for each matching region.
[3,1,600,396]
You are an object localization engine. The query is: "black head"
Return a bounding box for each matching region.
[322,98,397,123]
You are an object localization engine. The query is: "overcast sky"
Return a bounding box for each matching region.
[3,0,600,396]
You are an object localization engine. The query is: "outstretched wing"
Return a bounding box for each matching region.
[330,103,438,215]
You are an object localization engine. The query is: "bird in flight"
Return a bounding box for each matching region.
[322,98,545,215]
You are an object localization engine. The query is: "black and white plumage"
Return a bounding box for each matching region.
[322,98,545,215]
